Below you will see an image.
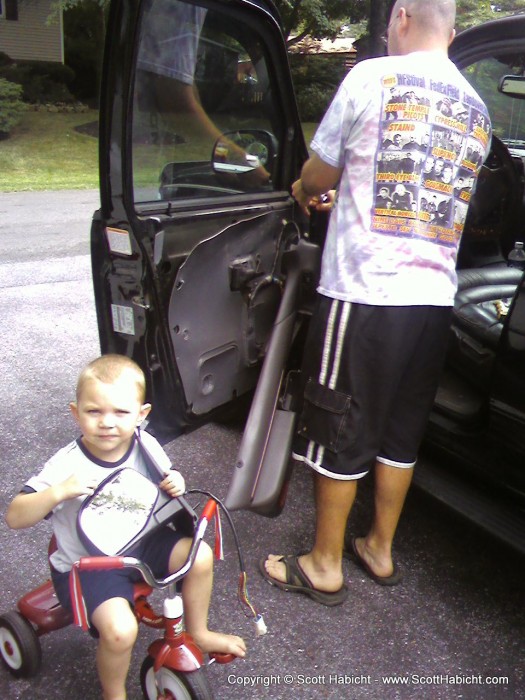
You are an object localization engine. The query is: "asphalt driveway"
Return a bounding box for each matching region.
[0,189,523,700]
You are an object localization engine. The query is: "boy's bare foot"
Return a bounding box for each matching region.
[192,630,246,658]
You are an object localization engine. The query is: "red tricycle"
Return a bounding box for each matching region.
[0,470,265,700]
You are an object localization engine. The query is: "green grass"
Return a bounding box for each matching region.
[0,109,99,191]
[301,123,317,145]
[0,110,318,192]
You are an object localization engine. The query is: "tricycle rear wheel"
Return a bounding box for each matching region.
[0,610,42,678]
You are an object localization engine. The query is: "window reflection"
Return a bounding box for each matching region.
[462,55,525,146]
[132,0,279,203]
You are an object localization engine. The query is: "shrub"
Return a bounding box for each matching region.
[0,61,75,104]
[0,78,26,138]
[63,1,106,104]
[290,53,349,122]
[294,84,337,122]
[0,52,13,68]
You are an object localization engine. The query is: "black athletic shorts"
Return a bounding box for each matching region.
[292,295,452,480]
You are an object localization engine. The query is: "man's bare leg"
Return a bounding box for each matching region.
[265,473,357,591]
[354,461,413,578]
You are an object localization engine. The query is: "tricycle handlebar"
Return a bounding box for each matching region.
[76,498,218,589]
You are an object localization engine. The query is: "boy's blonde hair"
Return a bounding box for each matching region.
[76,355,147,403]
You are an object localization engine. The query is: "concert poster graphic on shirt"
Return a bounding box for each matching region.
[372,73,490,247]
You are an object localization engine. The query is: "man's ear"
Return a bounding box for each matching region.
[138,403,152,425]
[397,7,410,31]
[448,27,456,47]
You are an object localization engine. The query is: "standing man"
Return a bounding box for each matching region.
[260,0,490,605]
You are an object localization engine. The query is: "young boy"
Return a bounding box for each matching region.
[5,354,246,700]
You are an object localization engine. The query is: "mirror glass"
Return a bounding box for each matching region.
[78,469,159,555]
[212,129,274,174]
[498,75,525,99]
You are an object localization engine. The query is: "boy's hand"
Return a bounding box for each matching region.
[6,473,99,531]
[59,473,99,501]
[159,470,186,498]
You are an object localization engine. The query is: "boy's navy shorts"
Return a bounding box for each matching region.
[292,295,452,480]
[51,527,184,627]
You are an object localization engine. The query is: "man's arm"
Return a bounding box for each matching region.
[292,153,343,214]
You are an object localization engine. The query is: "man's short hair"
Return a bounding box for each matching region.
[401,0,456,36]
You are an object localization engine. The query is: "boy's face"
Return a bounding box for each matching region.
[70,376,151,462]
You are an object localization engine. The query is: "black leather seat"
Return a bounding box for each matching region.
[448,267,523,386]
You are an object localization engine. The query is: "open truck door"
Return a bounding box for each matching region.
[91,0,324,515]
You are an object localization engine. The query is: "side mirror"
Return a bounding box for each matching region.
[212,129,276,176]
[77,468,159,556]
[498,75,525,99]
[77,468,197,556]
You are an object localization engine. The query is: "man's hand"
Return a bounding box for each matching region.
[292,178,317,215]
[292,153,342,215]
[292,180,335,216]
[315,190,336,211]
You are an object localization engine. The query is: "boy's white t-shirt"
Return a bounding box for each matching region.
[24,431,172,572]
[312,51,491,306]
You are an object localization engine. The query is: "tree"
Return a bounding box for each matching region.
[342,0,525,61]
[62,0,107,101]
[455,0,498,29]
[490,0,525,13]
[355,0,391,60]
[50,0,107,14]
[274,0,368,46]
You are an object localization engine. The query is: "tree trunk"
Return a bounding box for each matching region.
[357,0,390,60]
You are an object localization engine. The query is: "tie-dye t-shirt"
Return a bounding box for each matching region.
[312,51,491,306]
[138,1,207,85]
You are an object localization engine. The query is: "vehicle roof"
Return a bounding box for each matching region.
[451,13,525,66]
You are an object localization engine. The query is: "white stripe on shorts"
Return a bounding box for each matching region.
[306,299,352,471]
[293,450,367,480]
[376,455,416,469]
[328,301,350,390]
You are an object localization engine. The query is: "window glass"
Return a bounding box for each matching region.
[132,0,280,203]
[462,54,525,151]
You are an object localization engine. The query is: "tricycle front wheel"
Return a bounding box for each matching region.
[140,655,214,700]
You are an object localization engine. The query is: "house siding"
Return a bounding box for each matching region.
[0,0,63,63]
